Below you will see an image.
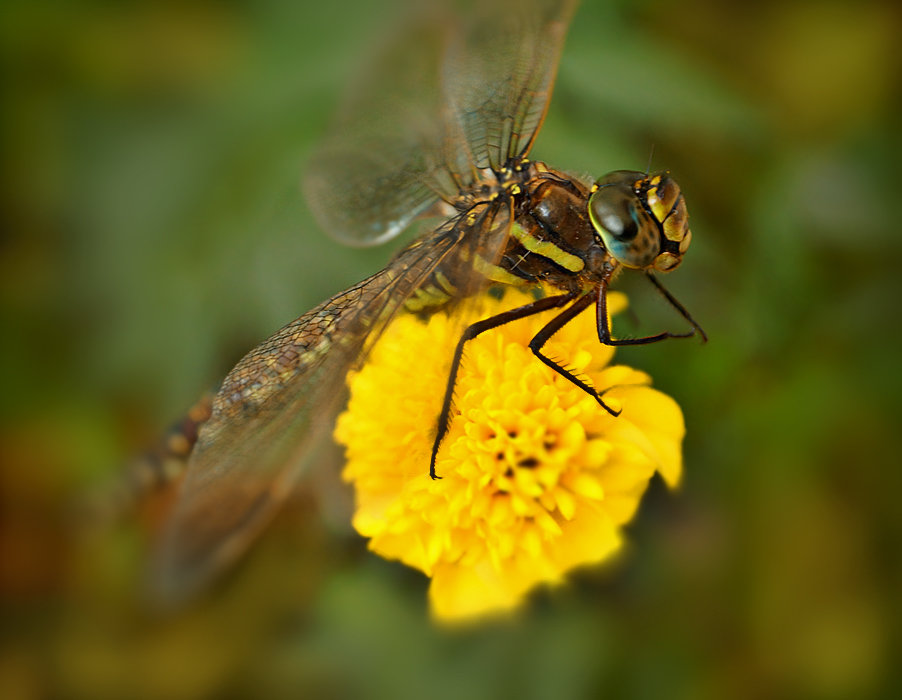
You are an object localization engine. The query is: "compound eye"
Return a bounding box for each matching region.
[596,197,638,241]
[589,185,659,269]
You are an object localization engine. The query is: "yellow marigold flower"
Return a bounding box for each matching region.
[334,287,684,623]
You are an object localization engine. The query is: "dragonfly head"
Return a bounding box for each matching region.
[588,170,691,273]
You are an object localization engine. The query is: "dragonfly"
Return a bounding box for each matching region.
[150,0,705,602]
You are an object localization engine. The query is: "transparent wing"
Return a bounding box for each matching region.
[153,226,465,601]
[303,0,576,246]
[443,0,577,170]
[156,0,576,600]
[303,12,469,247]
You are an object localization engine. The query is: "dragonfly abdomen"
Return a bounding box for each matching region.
[81,394,213,525]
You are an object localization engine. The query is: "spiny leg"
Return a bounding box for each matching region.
[645,272,707,343]
[527,293,622,416]
[429,292,576,479]
[596,276,705,346]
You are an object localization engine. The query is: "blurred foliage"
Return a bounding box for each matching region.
[2,0,901,698]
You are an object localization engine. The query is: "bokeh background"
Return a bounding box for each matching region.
[2,0,901,698]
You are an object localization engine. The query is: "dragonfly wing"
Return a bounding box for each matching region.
[303,0,577,247]
[443,0,578,170]
[304,13,473,247]
[153,226,464,602]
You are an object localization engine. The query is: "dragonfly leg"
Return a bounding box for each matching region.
[595,275,707,346]
[645,272,707,342]
[429,292,576,479]
[527,293,621,416]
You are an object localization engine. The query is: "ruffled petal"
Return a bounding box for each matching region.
[336,288,686,622]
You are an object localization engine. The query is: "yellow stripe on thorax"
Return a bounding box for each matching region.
[509,222,584,272]
[473,254,525,286]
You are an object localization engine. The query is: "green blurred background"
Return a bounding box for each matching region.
[2,0,901,698]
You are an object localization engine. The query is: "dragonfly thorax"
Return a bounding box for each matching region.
[511,164,613,290]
